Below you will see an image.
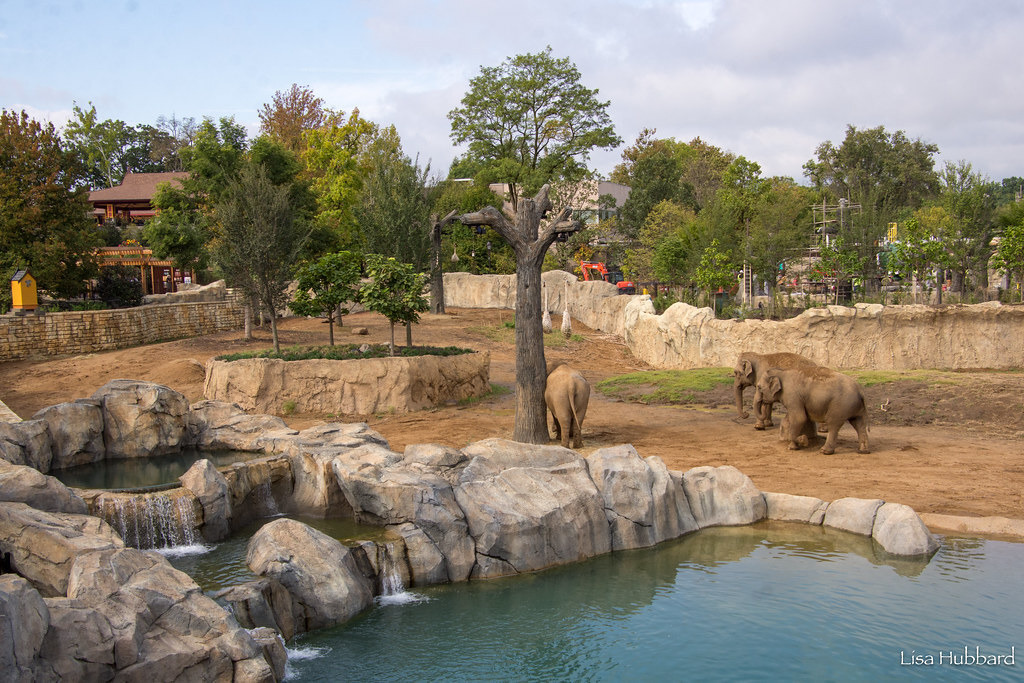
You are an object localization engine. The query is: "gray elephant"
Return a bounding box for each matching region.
[544,362,590,449]
[756,366,870,455]
[733,352,817,429]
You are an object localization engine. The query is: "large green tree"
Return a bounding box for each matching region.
[1,109,100,308]
[214,163,309,351]
[936,160,996,296]
[744,179,813,311]
[354,127,432,269]
[448,46,620,209]
[64,103,170,189]
[804,124,940,290]
[289,250,362,344]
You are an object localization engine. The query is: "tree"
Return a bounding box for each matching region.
[143,180,211,276]
[259,84,328,155]
[624,199,697,283]
[302,109,378,250]
[214,164,308,352]
[937,160,996,296]
[359,254,429,355]
[289,251,362,344]
[355,127,432,269]
[694,239,735,309]
[744,179,813,313]
[448,46,620,210]
[457,185,579,444]
[804,124,940,289]
[153,114,199,171]
[993,222,1024,301]
[1,109,100,309]
[890,210,952,304]
[817,237,867,305]
[617,140,696,238]
[63,103,164,188]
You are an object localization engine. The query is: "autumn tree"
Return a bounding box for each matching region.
[0,109,100,309]
[259,84,329,155]
[458,185,579,444]
[448,47,620,210]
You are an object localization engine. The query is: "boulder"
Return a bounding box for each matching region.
[31,400,105,470]
[586,445,696,550]
[823,497,885,536]
[187,400,296,452]
[92,380,189,459]
[0,575,50,682]
[332,444,475,583]
[0,419,52,472]
[246,518,374,634]
[0,460,88,514]
[391,522,449,586]
[179,459,232,542]
[247,627,287,683]
[455,441,611,578]
[0,502,123,597]
[215,577,298,641]
[872,502,940,557]
[763,492,829,524]
[682,465,767,528]
[58,546,264,681]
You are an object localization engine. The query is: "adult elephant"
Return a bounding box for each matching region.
[756,366,870,455]
[733,352,817,429]
[544,362,590,449]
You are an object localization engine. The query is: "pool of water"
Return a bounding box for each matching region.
[52,449,265,490]
[167,515,396,594]
[283,521,1023,682]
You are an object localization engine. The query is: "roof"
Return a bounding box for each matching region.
[11,269,30,281]
[88,172,189,204]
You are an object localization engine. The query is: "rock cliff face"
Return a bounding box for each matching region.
[443,271,1024,370]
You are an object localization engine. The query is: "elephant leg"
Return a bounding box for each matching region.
[555,409,573,448]
[759,400,775,429]
[849,415,870,453]
[785,410,809,450]
[820,423,840,455]
[550,411,562,443]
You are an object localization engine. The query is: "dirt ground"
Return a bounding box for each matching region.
[2,308,1022,523]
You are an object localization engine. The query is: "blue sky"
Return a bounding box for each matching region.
[2,0,1022,184]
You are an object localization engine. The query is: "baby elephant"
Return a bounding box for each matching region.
[544,362,591,449]
[757,366,870,455]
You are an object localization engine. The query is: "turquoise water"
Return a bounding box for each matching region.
[283,521,1023,682]
[52,449,262,490]
[167,516,396,594]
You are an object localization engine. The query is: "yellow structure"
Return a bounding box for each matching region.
[11,269,38,312]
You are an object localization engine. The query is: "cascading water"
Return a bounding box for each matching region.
[375,542,424,606]
[97,492,205,554]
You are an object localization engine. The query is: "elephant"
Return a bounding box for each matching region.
[756,366,870,455]
[733,352,817,429]
[544,362,590,449]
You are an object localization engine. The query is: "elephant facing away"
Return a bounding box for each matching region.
[544,362,591,449]
[757,366,870,455]
[733,352,817,429]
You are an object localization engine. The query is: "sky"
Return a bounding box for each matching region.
[2,0,1022,185]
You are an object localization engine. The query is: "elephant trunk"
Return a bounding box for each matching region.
[734,381,749,419]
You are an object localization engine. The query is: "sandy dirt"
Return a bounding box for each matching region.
[2,308,1022,522]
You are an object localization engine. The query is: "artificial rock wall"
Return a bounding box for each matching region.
[443,271,1024,370]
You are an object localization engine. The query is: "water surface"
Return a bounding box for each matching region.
[53,449,263,490]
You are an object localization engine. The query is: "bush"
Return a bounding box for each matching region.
[216,344,473,362]
[93,266,143,308]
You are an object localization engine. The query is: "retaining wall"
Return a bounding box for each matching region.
[0,294,245,360]
[443,271,1024,370]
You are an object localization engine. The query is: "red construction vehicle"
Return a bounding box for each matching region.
[580,261,636,295]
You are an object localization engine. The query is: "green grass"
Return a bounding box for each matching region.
[216,344,474,362]
[846,369,961,387]
[597,367,734,404]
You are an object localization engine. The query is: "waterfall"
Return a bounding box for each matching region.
[375,542,424,606]
[97,492,205,553]
[254,479,281,517]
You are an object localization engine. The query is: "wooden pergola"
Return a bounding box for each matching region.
[96,246,193,295]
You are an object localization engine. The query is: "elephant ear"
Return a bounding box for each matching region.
[742,360,755,383]
[767,374,783,399]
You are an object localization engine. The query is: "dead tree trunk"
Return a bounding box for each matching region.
[429,210,459,314]
[458,185,579,444]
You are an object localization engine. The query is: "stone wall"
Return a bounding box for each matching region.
[204,351,491,415]
[443,271,1024,370]
[0,293,244,360]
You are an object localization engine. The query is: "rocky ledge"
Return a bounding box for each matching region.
[0,380,940,682]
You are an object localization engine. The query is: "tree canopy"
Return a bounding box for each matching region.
[259,84,329,155]
[448,46,620,208]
